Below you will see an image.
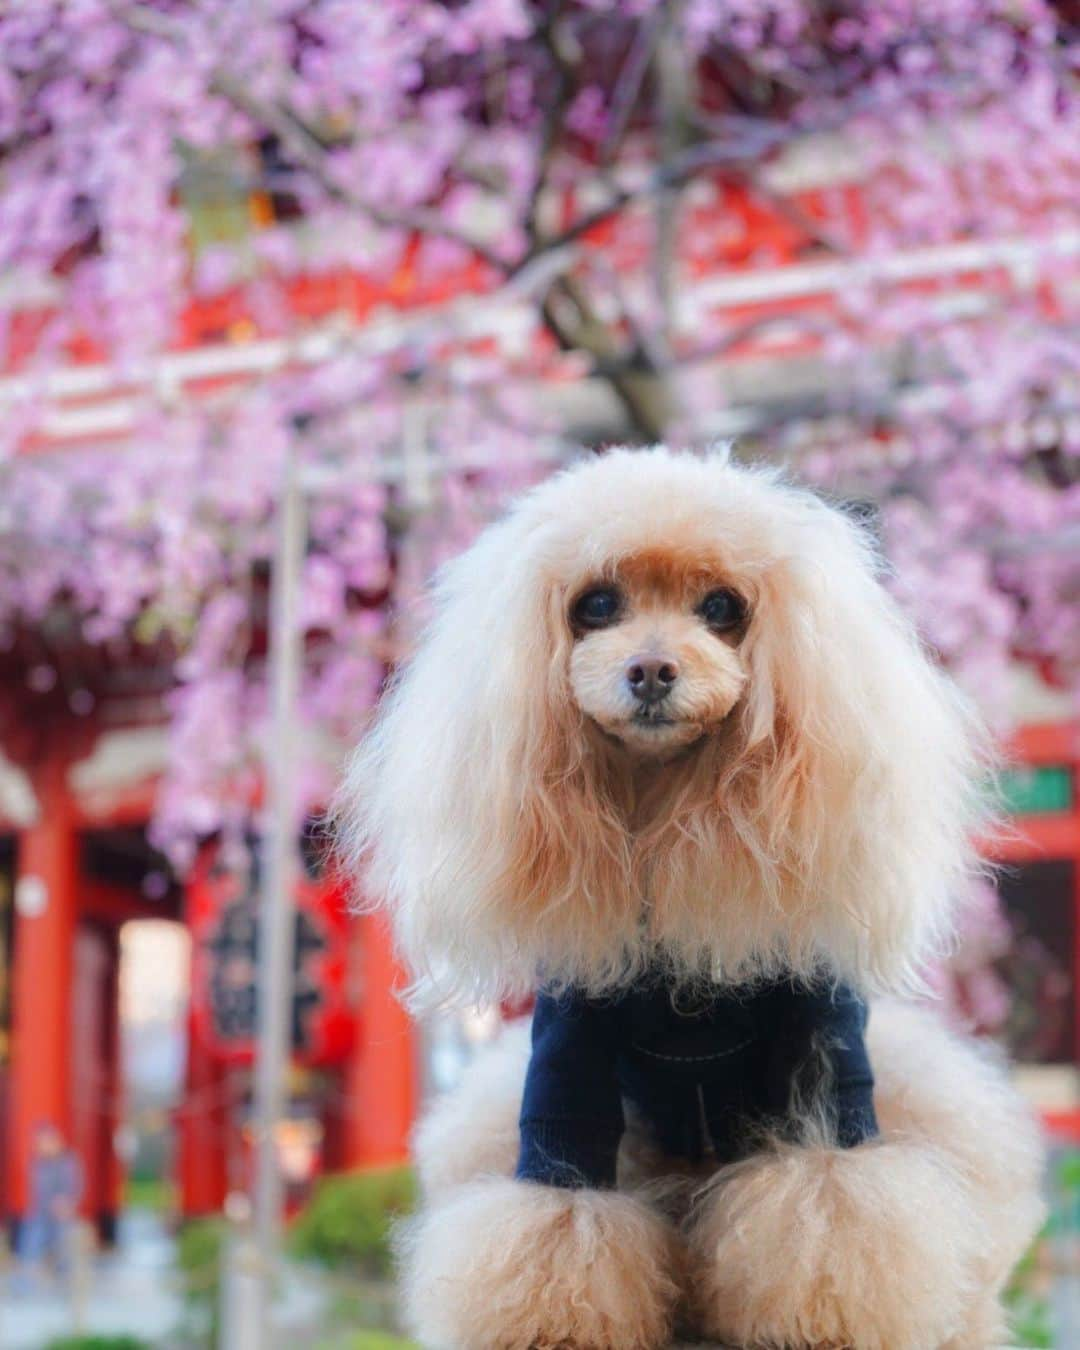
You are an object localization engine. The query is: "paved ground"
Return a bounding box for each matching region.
[0,1210,1055,1349]
[0,1212,353,1350]
[0,1209,182,1349]
[1051,1269,1080,1346]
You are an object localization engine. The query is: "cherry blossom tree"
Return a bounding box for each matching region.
[0,0,1076,874]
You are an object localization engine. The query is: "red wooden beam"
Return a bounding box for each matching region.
[1006,720,1080,766]
[72,778,161,832]
[989,814,1080,863]
[984,719,1079,864]
[69,926,123,1238]
[340,911,417,1169]
[80,878,173,926]
[993,719,1080,1093]
[5,746,79,1218]
[175,1008,230,1216]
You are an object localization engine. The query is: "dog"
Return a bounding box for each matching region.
[337,447,1044,1350]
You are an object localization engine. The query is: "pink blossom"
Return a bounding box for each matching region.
[0,0,1074,882]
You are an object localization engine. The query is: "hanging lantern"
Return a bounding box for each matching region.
[188,841,356,1068]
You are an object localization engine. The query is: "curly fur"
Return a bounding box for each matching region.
[407,1001,1044,1347]
[868,999,1047,1301]
[684,1001,1047,1348]
[412,1022,529,1200]
[336,447,989,1006]
[399,1177,682,1350]
[687,1135,980,1350]
[335,446,1039,1349]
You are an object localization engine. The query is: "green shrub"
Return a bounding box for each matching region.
[45,1339,151,1350]
[175,1215,227,1344]
[1007,1293,1054,1349]
[340,1334,416,1350]
[315,1334,417,1350]
[1003,1225,1054,1349]
[123,1174,173,1213]
[176,1214,226,1296]
[289,1166,416,1277]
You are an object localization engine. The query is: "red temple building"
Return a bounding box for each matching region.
[0,170,1077,1240]
[0,711,418,1233]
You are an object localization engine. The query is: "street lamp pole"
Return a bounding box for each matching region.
[249,442,306,1345]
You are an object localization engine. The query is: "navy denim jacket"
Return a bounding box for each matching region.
[516,975,877,1189]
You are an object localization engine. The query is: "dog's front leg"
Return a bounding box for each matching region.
[686,1135,984,1350]
[401,988,683,1349]
[400,1174,681,1350]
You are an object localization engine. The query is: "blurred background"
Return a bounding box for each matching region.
[0,2,1076,1347]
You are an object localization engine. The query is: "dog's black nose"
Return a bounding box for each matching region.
[626,656,679,704]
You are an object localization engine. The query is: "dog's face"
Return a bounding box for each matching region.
[567,551,750,756]
[341,449,985,1007]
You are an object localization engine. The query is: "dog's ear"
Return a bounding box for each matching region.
[734,492,991,990]
[334,499,629,1007]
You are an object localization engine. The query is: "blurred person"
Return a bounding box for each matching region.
[18,1121,83,1279]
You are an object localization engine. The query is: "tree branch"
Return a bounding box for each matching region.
[524,0,576,246]
[730,164,850,256]
[509,132,790,276]
[110,1,510,271]
[598,6,665,167]
[540,275,672,439]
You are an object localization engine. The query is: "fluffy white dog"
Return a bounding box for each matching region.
[337,448,1044,1350]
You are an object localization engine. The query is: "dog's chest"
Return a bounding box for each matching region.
[619,985,762,1070]
[613,981,803,1165]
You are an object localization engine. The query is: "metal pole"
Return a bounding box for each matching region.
[219,1212,264,1350]
[249,442,305,1347]
[68,1218,93,1337]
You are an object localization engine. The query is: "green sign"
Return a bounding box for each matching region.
[999,765,1073,816]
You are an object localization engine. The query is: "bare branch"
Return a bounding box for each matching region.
[731,165,850,256]
[516,2,676,437]
[212,70,508,268]
[532,275,662,439]
[509,132,790,276]
[524,0,576,246]
[598,7,665,167]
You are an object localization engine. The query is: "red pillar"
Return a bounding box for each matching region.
[70,924,122,1240]
[176,1008,229,1215]
[341,911,417,1168]
[71,925,108,1227]
[320,1068,348,1173]
[5,747,79,1218]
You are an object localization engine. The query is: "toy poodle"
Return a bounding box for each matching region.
[337,447,1044,1350]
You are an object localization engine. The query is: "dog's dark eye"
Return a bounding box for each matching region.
[699,589,746,632]
[572,587,621,629]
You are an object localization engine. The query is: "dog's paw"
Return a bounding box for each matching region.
[400,1176,681,1349]
[687,1140,980,1350]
